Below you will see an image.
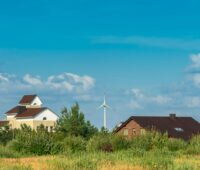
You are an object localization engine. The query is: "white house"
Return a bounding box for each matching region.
[4,94,59,132]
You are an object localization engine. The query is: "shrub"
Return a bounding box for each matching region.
[186,135,200,154]
[87,134,113,152]
[62,136,86,153]
[87,133,130,152]
[0,125,13,145]
[130,131,168,151]
[51,141,64,154]
[111,135,131,151]
[166,138,187,152]
[0,145,20,158]
[8,124,54,155]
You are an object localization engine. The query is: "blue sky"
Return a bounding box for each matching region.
[1,0,200,129]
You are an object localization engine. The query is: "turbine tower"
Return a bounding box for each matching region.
[98,94,110,129]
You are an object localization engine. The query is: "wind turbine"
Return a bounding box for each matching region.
[98,94,111,129]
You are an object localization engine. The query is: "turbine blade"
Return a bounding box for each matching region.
[105,104,111,109]
[97,104,104,109]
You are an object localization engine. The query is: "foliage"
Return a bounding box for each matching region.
[166,138,187,152]
[55,103,98,139]
[0,144,20,158]
[87,133,131,152]
[62,136,86,153]
[0,124,13,145]
[87,133,113,152]
[8,124,54,155]
[130,131,169,151]
[111,135,131,151]
[186,135,200,154]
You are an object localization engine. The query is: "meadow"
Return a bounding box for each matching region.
[0,150,200,170]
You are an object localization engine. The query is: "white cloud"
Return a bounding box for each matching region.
[0,72,95,94]
[129,88,171,106]
[187,53,200,88]
[24,74,43,86]
[0,74,9,82]
[191,74,200,87]
[150,95,172,104]
[131,88,144,100]
[184,97,200,108]
[64,73,95,91]
[190,53,200,68]
[47,73,95,93]
[128,100,143,110]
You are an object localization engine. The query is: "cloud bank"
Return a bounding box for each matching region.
[0,72,95,94]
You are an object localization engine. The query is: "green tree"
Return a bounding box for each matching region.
[0,124,13,145]
[56,103,98,139]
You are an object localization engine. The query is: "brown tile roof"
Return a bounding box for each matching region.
[0,121,9,127]
[19,95,37,104]
[115,115,200,140]
[15,107,47,118]
[6,106,27,115]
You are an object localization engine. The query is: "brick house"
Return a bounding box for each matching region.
[115,114,200,140]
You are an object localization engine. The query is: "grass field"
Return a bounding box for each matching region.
[0,151,199,170]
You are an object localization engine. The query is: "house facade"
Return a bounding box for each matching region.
[115,114,200,140]
[2,95,59,132]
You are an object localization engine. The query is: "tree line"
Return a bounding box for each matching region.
[0,103,200,156]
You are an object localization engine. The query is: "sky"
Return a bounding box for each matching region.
[1,0,200,129]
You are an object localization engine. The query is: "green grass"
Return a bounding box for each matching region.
[0,151,199,170]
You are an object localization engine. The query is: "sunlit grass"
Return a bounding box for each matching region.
[0,152,199,170]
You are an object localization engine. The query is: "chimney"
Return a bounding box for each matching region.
[169,113,176,120]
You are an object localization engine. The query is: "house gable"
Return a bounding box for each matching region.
[19,95,42,107]
[33,109,59,121]
[117,119,142,137]
[29,96,43,107]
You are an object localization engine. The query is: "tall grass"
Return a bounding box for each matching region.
[0,145,20,158]
[0,150,199,170]
[0,132,200,169]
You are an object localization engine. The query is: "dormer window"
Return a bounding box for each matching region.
[174,128,184,132]
[43,117,47,120]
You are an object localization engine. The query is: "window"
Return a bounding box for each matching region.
[132,128,137,135]
[46,126,49,131]
[174,128,184,132]
[123,129,128,136]
[43,117,47,120]
[50,126,53,132]
[140,129,146,135]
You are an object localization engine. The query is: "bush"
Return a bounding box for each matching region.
[51,141,64,154]
[130,131,168,151]
[8,124,54,155]
[62,136,86,153]
[0,125,13,145]
[87,134,113,152]
[0,145,20,158]
[111,135,131,151]
[87,133,130,152]
[186,135,200,154]
[166,138,187,152]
